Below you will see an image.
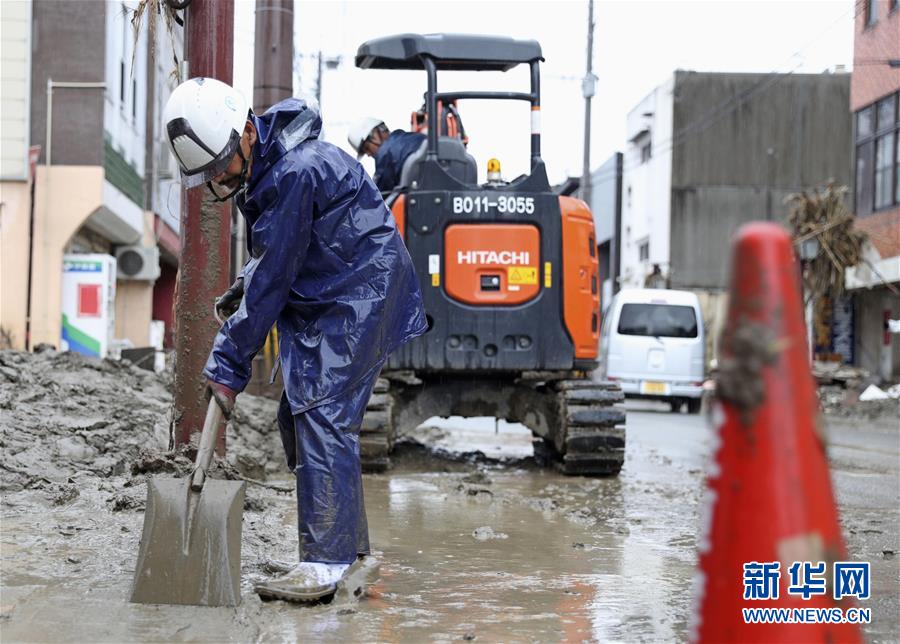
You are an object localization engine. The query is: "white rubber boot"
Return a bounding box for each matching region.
[255,562,349,603]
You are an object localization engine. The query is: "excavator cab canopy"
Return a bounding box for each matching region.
[355,33,547,184]
[355,33,543,71]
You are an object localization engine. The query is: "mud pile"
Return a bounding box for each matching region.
[819,383,900,423]
[0,349,305,616]
[0,349,282,494]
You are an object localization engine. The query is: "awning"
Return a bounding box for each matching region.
[845,255,900,290]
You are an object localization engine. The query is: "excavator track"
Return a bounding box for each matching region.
[360,378,394,473]
[549,379,625,476]
[358,374,625,476]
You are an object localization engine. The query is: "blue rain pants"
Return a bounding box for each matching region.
[276,366,382,564]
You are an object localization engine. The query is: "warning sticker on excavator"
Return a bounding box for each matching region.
[507,266,538,285]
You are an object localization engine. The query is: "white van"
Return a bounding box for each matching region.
[599,288,705,413]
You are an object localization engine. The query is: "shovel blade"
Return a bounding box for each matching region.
[130,476,245,606]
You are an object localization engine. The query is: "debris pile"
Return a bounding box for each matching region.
[812,360,869,388]
[818,382,900,421]
[0,350,282,494]
[812,359,899,423]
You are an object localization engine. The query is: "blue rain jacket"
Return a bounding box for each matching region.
[204,99,427,414]
[372,129,426,192]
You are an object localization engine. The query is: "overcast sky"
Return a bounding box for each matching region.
[232,0,854,184]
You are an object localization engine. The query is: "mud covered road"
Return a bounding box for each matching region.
[1,352,898,642]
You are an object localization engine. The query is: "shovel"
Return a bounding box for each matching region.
[130,398,246,606]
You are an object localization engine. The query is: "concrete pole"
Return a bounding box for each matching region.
[612,152,623,293]
[580,0,595,207]
[173,0,234,449]
[253,0,294,113]
[315,50,323,107]
[237,0,293,277]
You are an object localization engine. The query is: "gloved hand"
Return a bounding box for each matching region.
[206,380,238,418]
[214,277,245,324]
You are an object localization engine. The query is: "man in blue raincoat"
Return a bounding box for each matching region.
[163,78,427,600]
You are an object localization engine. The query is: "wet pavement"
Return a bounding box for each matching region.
[2,400,898,642]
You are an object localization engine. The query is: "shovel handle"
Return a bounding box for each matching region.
[191,397,224,491]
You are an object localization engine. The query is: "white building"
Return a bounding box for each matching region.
[619,76,675,289]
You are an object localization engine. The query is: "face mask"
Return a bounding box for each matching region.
[207,145,249,202]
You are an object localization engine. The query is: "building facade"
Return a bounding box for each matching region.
[847,0,900,381]
[589,152,623,312]
[619,70,852,362]
[619,76,675,290]
[0,0,182,356]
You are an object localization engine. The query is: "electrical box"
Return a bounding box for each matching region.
[115,245,161,281]
[61,254,117,358]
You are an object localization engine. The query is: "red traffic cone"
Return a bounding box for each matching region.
[693,223,862,643]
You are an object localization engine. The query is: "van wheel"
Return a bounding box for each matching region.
[686,398,702,414]
[669,400,682,413]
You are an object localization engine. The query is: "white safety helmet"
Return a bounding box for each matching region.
[163,77,250,188]
[348,117,385,158]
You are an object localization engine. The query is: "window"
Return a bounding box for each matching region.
[617,303,698,338]
[857,107,873,138]
[640,142,652,163]
[854,92,900,215]
[877,95,896,128]
[638,241,649,262]
[864,0,877,26]
[891,0,899,12]
[120,3,127,106]
[875,132,895,209]
[856,143,873,213]
[896,133,900,203]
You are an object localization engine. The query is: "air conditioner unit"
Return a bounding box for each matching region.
[115,245,161,281]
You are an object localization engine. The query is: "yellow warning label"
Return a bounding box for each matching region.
[431,273,440,287]
[508,266,538,285]
[544,262,552,288]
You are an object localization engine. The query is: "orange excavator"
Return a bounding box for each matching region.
[356,34,625,476]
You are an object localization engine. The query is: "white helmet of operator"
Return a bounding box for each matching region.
[163,77,250,188]
[347,117,385,158]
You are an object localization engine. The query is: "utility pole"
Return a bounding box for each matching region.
[253,0,294,113]
[580,0,596,207]
[241,0,294,275]
[316,50,323,106]
[172,0,234,450]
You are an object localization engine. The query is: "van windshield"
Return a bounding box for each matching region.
[617,303,698,338]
